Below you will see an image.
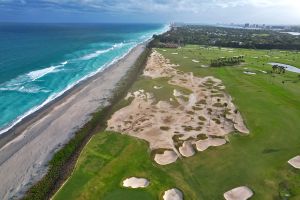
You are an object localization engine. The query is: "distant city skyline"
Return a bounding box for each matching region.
[0,0,300,24]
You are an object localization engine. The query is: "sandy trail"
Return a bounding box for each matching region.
[0,44,147,200]
[107,50,249,165]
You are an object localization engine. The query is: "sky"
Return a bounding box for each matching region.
[0,0,300,24]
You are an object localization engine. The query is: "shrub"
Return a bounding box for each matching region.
[160,126,170,131]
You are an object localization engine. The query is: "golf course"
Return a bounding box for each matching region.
[53,45,300,200]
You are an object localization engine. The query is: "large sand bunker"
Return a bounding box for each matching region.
[107,50,249,165]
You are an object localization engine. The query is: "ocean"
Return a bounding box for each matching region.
[0,23,168,134]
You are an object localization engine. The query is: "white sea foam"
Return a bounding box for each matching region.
[80,49,113,60]
[27,66,57,81]
[0,61,68,93]
[0,85,49,94]
[61,61,68,65]
[0,45,134,135]
[0,52,130,135]
[27,61,68,81]
[0,24,170,135]
[80,42,126,60]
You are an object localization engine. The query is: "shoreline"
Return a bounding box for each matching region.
[0,41,144,146]
[0,24,171,137]
[0,42,148,200]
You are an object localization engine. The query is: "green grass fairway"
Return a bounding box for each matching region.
[54,46,300,200]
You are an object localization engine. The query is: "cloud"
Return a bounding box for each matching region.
[1,0,299,13]
[0,0,25,3]
[215,0,299,8]
[0,0,299,24]
[34,0,300,13]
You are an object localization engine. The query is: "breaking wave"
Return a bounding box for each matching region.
[79,42,127,60]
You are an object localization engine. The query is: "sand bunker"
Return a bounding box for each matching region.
[192,59,200,63]
[123,177,149,188]
[243,71,256,75]
[259,70,267,74]
[107,50,249,165]
[195,138,227,151]
[179,141,195,157]
[224,186,253,200]
[163,188,183,200]
[154,150,178,165]
[288,156,300,169]
[154,86,162,90]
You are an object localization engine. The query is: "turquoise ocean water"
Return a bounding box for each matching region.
[0,23,168,134]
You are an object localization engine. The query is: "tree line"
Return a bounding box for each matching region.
[210,56,245,67]
[152,25,300,50]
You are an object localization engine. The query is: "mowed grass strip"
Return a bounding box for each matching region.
[55,46,300,200]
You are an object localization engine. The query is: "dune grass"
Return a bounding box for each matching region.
[54,46,300,200]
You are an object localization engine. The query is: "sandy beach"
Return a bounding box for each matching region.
[0,43,147,200]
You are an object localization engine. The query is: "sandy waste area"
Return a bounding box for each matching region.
[107,50,249,165]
